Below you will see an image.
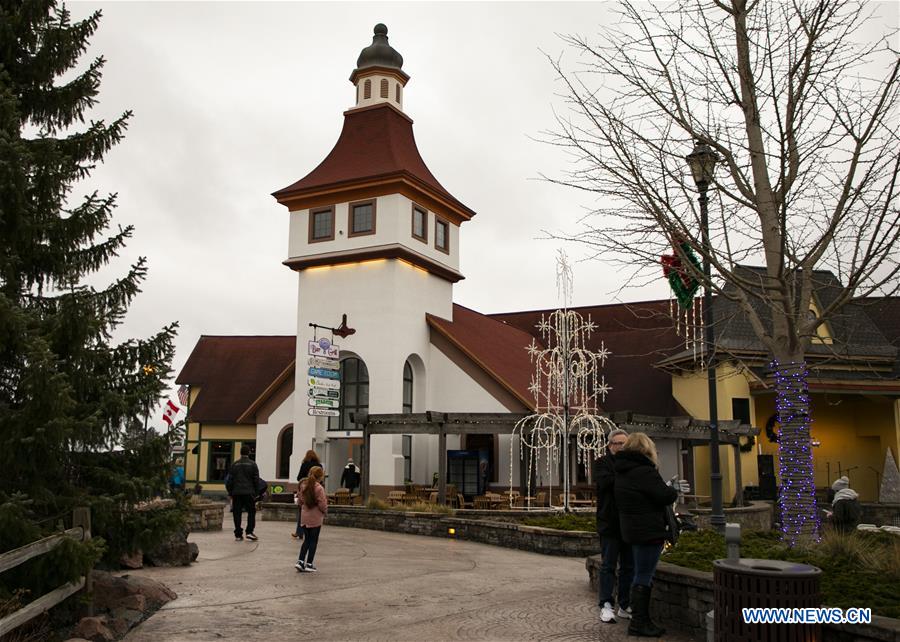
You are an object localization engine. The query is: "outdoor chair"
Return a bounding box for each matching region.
[333,489,351,505]
[387,490,406,506]
[535,491,547,506]
[473,496,493,510]
[513,495,530,508]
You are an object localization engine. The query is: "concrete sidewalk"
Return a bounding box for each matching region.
[123,516,695,641]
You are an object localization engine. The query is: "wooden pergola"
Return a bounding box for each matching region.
[351,410,758,505]
[353,411,528,504]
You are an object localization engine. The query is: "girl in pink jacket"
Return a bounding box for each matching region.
[295,466,328,572]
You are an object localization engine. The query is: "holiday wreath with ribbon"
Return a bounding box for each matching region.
[660,237,702,309]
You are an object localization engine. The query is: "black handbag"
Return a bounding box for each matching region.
[664,504,680,544]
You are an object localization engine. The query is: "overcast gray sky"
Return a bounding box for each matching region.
[65,2,898,423]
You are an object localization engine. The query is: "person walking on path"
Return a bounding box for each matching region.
[295,466,328,572]
[593,428,634,624]
[614,432,683,638]
[226,445,261,542]
[293,450,323,538]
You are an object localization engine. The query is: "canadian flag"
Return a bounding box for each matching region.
[161,400,180,426]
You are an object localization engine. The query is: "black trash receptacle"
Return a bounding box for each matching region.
[714,558,822,641]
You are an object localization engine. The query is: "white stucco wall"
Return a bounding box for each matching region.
[287,194,460,272]
[291,258,454,487]
[353,73,403,111]
[254,390,295,483]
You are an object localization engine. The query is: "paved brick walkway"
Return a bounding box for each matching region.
[123,518,696,641]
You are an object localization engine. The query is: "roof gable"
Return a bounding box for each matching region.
[177,336,296,424]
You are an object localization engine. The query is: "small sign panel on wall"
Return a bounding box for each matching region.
[308,407,340,417]
[308,338,339,359]
[308,387,340,399]
[308,356,340,370]
[308,398,340,409]
[308,367,340,380]
[308,376,340,389]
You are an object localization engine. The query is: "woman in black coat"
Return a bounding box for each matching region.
[614,432,678,637]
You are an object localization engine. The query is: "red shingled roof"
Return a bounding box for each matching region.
[490,301,683,416]
[176,336,296,423]
[272,103,475,219]
[426,304,538,410]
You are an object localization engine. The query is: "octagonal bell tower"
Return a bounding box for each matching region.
[272,24,476,492]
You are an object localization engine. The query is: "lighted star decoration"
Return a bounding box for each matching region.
[510,252,617,512]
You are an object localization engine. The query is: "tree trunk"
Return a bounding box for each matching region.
[770,359,819,545]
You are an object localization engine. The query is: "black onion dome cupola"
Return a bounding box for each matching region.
[349,24,410,110]
[356,23,403,71]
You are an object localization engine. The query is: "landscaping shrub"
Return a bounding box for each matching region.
[662,529,900,618]
[521,514,596,532]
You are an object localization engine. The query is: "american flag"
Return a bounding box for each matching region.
[177,384,189,406]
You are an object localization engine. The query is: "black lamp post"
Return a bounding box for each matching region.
[685,140,725,533]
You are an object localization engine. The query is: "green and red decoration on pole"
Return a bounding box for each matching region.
[661,238,702,309]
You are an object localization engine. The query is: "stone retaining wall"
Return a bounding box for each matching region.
[861,503,900,527]
[586,555,900,641]
[261,503,600,557]
[186,502,224,532]
[688,501,773,531]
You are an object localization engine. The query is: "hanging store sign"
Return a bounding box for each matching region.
[307,376,339,390]
[308,387,340,399]
[309,367,340,380]
[308,408,340,417]
[308,338,339,359]
[308,356,340,370]
[308,398,340,409]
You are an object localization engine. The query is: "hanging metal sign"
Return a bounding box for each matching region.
[308,356,340,370]
[308,387,340,399]
[308,367,340,380]
[308,407,340,417]
[308,398,340,409]
[308,338,339,359]
[307,376,339,390]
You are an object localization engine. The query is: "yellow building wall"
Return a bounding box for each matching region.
[751,393,896,502]
[672,363,757,501]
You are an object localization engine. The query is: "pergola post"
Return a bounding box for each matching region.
[733,444,744,507]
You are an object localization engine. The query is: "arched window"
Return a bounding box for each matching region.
[403,360,413,413]
[380,78,389,99]
[277,424,293,479]
[363,79,371,99]
[328,357,369,432]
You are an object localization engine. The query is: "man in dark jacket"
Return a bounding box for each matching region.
[226,445,261,542]
[593,428,633,623]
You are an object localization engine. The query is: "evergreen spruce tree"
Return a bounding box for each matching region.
[0,0,180,592]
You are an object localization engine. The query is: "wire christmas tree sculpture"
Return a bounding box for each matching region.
[510,252,617,511]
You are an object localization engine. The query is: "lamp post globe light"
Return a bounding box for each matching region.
[685,140,725,533]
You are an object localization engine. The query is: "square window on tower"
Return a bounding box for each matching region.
[349,201,376,236]
[310,207,334,242]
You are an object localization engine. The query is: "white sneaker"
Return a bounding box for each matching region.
[600,602,616,623]
[616,606,632,619]
[294,561,305,572]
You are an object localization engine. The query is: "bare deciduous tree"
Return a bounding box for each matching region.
[546,0,899,543]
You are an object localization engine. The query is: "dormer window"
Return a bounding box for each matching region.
[309,206,335,243]
[435,218,449,253]
[411,205,427,243]
[349,199,376,237]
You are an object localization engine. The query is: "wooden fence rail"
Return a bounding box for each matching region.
[0,507,92,637]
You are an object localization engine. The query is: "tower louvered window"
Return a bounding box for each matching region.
[364,79,371,99]
[395,84,401,103]
[380,78,389,98]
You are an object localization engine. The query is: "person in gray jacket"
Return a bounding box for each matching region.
[226,445,261,541]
